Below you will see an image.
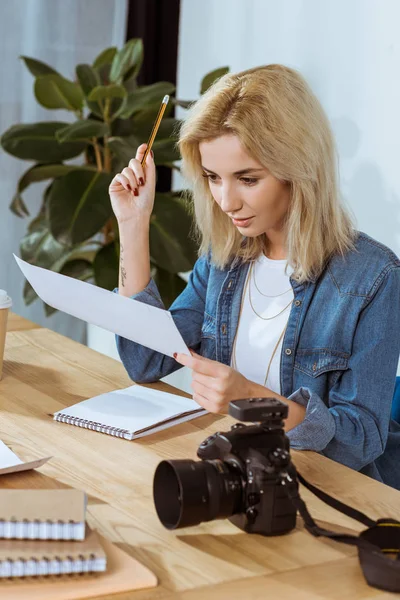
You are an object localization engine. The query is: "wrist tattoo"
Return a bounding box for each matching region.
[120,243,127,287]
[120,261,127,287]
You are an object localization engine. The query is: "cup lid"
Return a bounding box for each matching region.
[0,290,12,309]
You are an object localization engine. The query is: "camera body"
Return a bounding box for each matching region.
[153,397,298,536]
[197,398,297,536]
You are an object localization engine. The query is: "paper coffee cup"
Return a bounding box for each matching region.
[0,290,12,380]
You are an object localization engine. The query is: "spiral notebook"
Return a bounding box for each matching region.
[53,384,207,440]
[0,525,105,578]
[0,489,86,541]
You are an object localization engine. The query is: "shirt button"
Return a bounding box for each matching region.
[221,324,227,335]
[294,300,302,307]
[285,348,292,356]
[227,280,233,289]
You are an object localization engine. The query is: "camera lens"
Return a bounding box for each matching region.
[153,459,243,529]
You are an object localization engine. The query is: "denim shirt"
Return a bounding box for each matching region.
[116,231,400,490]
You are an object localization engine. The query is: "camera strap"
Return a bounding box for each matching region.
[280,464,400,593]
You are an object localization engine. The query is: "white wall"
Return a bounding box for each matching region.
[177,0,400,257]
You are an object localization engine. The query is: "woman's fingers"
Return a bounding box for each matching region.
[129,145,148,185]
[109,143,155,196]
[109,173,131,192]
[121,167,139,192]
[135,143,148,162]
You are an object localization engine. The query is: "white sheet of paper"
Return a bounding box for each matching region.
[14,255,190,358]
[0,440,22,468]
[0,440,51,475]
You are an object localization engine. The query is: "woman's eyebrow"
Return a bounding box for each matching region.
[201,166,265,176]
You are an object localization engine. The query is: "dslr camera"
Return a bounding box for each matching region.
[153,397,297,536]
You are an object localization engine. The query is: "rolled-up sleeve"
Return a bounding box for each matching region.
[114,254,210,383]
[287,266,400,471]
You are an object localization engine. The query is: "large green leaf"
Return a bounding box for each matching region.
[150,193,197,273]
[10,164,89,217]
[122,71,139,94]
[130,117,180,145]
[20,215,68,267]
[10,194,30,218]
[18,164,83,193]
[88,84,127,120]
[20,56,59,77]
[151,139,180,164]
[110,116,136,138]
[23,280,38,306]
[1,122,86,162]
[133,103,174,125]
[56,119,109,142]
[118,82,175,119]
[107,136,138,165]
[200,67,229,94]
[20,215,72,306]
[75,64,103,117]
[121,40,144,84]
[109,39,143,83]
[34,74,84,111]
[87,85,126,104]
[93,243,119,290]
[60,258,93,281]
[48,170,113,245]
[75,64,100,96]
[93,47,117,69]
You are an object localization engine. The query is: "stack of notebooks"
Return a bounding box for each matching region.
[0,489,106,578]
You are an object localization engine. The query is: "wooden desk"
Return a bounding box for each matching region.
[0,317,399,599]
[7,311,41,332]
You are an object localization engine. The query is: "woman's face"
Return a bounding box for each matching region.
[199,133,291,240]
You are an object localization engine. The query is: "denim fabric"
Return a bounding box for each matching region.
[115,231,400,489]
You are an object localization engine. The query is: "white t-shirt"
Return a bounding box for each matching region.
[231,254,294,395]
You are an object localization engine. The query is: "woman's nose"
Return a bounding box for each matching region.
[219,184,242,214]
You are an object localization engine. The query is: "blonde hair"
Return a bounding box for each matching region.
[178,64,357,283]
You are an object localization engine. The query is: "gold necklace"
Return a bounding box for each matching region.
[231,263,289,388]
[252,259,293,298]
[248,262,293,320]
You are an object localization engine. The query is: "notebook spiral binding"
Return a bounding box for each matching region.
[0,552,104,577]
[0,517,85,541]
[54,414,131,439]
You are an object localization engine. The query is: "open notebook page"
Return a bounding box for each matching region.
[53,385,207,439]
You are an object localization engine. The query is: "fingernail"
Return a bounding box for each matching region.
[139,177,144,186]
[173,352,177,359]
[127,184,132,191]
[134,188,139,196]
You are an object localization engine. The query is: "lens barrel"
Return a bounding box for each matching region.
[153,459,243,529]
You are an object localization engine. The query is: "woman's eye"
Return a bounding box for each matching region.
[240,177,258,185]
[201,173,258,186]
[202,173,217,182]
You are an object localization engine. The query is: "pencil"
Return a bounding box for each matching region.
[141,95,170,166]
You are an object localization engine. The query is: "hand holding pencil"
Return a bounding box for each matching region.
[109,95,169,225]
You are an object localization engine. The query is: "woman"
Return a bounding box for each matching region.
[109,64,400,489]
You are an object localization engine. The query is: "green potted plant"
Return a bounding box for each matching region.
[1,38,229,314]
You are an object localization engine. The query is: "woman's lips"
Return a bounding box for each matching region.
[231,216,254,227]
